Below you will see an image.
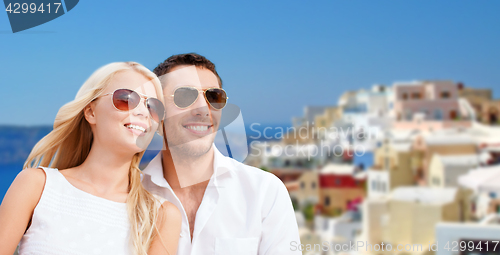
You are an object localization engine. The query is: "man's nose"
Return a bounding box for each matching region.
[190,92,211,117]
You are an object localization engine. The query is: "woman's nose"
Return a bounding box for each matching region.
[131,98,150,119]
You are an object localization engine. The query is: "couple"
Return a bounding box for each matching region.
[0,53,301,255]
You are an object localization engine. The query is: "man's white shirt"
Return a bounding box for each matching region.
[142,144,302,255]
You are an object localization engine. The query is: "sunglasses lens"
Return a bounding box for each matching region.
[147,98,165,123]
[113,89,140,111]
[206,88,227,110]
[174,87,199,108]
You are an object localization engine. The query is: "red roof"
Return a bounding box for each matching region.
[319,174,365,188]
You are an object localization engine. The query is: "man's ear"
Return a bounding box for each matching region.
[84,102,97,125]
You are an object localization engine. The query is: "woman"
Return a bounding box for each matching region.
[0,62,181,255]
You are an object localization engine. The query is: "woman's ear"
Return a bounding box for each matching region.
[84,102,97,125]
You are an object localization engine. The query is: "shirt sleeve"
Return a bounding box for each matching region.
[259,174,302,255]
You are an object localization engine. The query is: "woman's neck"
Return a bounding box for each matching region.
[75,142,135,194]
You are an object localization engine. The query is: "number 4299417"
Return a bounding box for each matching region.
[6,3,62,14]
[443,241,499,252]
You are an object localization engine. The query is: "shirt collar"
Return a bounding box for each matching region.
[212,143,233,187]
[142,143,233,189]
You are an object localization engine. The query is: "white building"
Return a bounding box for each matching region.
[428,154,480,188]
[314,212,362,255]
[436,214,500,255]
[361,187,471,254]
[246,140,320,168]
[458,165,500,219]
[335,85,394,151]
[458,165,500,194]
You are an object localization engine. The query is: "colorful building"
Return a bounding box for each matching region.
[393,80,472,131]
[319,164,366,216]
[458,84,500,125]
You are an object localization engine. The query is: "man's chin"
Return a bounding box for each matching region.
[168,139,213,158]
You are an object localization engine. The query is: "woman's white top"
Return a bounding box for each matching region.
[18,166,161,255]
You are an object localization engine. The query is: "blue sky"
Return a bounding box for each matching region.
[1,0,500,125]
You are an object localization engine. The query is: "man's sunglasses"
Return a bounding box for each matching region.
[171,87,228,110]
[98,88,165,123]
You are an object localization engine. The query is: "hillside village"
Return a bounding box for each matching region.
[244,80,500,255]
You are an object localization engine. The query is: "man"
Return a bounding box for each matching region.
[142,53,301,254]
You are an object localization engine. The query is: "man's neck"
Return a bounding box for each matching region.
[161,146,215,189]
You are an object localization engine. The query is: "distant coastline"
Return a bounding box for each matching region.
[0,123,290,164]
[0,123,291,200]
[0,125,52,165]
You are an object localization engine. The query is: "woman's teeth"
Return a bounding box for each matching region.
[186,125,209,132]
[126,124,146,133]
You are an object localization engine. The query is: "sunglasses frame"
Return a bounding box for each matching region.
[170,86,228,110]
[97,88,165,122]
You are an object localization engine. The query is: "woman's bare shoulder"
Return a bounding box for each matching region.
[159,201,180,218]
[149,201,182,254]
[0,168,48,254]
[158,201,181,227]
[4,168,47,205]
[15,168,47,188]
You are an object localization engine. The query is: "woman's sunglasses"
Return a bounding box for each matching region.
[171,87,228,110]
[98,89,165,123]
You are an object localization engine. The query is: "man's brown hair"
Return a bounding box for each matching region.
[153,53,223,87]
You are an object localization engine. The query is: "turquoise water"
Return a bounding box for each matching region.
[0,125,52,202]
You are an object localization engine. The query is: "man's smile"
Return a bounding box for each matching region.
[183,123,214,136]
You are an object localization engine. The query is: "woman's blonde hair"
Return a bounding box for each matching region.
[24,62,165,255]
